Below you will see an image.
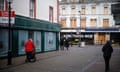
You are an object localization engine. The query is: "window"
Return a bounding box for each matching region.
[60,19,66,28]
[80,19,86,28]
[70,18,76,28]
[49,6,53,22]
[0,0,5,10]
[81,7,85,15]
[90,19,97,27]
[103,19,109,28]
[70,0,74,2]
[71,7,75,15]
[28,31,34,39]
[62,7,65,15]
[104,7,108,14]
[30,0,35,18]
[92,7,96,14]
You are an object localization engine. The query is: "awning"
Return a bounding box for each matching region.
[85,29,119,32]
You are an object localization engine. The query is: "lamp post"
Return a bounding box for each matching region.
[78,11,81,47]
[7,0,13,65]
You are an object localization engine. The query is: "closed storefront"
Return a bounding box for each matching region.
[0,29,8,57]
[0,15,60,58]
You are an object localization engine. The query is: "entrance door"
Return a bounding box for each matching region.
[98,33,105,44]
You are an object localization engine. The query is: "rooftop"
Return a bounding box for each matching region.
[59,0,120,4]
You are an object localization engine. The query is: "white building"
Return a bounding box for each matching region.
[12,0,59,23]
[0,0,60,58]
[59,0,119,45]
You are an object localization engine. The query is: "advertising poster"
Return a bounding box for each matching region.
[44,32,56,51]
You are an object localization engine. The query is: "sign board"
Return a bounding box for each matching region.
[0,11,15,24]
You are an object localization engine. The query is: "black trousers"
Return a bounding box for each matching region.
[26,52,32,62]
[103,56,111,72]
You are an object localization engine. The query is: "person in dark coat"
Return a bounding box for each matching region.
[60,37,64,50]
[102,41,113,72]
[64,38,69,50]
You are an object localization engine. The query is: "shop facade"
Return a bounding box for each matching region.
[0,15,60,58]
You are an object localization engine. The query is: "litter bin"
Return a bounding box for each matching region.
[81,42,85,47]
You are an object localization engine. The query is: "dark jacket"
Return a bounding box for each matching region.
[102,41,113,57]
[65,39,69,47]
[60,38,64,46]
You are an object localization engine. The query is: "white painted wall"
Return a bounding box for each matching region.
[59,3,115,28]
[12,0,58,23]
[36,0,58,22]
[12,0,29,17]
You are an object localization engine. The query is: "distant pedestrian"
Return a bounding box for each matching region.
[24,38,36,62]
[65,38,69,50]
[60,37,64,50]
[102,41,113,72]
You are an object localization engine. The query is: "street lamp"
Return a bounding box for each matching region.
[7,0,13,65]
[78,10,81,47]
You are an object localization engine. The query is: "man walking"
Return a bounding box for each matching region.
[102,41,113,72]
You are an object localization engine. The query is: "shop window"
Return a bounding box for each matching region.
[0,41,3,49]
[28,31,34,39]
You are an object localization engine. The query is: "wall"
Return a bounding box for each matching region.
[59,3,114,28]
[36,0,58,22]
[12,0,58,23]
[13,0,29,17]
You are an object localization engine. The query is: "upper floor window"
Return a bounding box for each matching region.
[0,0,5,10]
[60,18,66,28]
[90,19,97,27]
[70,18,76,28]
[62,7,65,15]
[71,7,75,15]
[91,7,96,14]
[49,6,53,23]
[104,7,108,14]
[103,19,109,28]
[81,7,85,15]
[80,19,86,28]
[30,0,35,18]
[70,0,74,3]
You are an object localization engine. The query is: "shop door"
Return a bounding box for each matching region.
[98,33,105,44]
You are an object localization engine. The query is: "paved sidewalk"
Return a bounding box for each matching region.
[0,50,66,69]
[0,45,120,72]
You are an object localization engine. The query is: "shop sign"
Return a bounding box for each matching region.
[0,11,15,24]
